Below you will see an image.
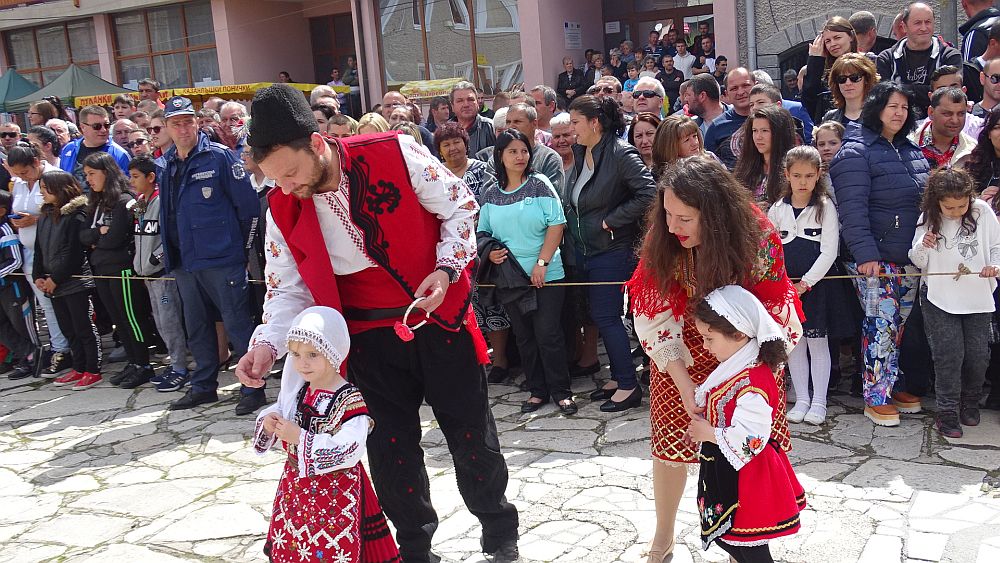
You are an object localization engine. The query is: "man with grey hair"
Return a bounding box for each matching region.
[45,118,71,146]
[309,84,337,105]
[381,90,437,156]
[111,119,138,152]
[220,101,249,152]
[529,85,558,131]
[486,102,564,194]
[782,69,801,100]
[450,80,496,156]
[632,76,666,117]
[620,40,636,64]
[850,11,879,54]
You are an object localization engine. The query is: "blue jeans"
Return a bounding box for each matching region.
[172,264,257,395]
[576,247,637,389]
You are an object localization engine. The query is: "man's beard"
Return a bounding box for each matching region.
[291,149,332,199]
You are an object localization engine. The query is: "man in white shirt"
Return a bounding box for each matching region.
[673,39,697,79]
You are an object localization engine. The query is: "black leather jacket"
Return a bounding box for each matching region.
[567,133,656,258]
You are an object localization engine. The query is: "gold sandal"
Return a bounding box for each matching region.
[644,539,675,563]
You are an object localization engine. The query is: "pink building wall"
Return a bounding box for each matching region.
[713,1,739,69]
[519,0,604,90]
[92,14,116,84]
[212,0,313,85]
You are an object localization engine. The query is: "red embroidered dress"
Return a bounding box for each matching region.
[698,364,806,549]
[254,384,400,563]
[628,210,803,463]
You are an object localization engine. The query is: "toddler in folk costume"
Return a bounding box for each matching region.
[252,306,400,563]
[687,286,806,563]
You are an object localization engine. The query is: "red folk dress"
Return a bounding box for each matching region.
[254,384,400,563]
[698,363,806,548]
[628,211,803,464]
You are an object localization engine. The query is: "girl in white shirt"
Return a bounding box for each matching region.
[768,146,855,425]
[910,168,1000,438]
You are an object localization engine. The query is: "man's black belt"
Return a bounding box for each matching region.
[343,306,411,321]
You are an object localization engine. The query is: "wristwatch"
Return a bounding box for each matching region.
[536,259,549,267]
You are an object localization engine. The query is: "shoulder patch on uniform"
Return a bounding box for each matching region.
[231,162,246,180]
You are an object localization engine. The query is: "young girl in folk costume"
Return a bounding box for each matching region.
[253,306,399,563]
[910,168,1000,438]
[767,146,855,425]
[687,286,806,563]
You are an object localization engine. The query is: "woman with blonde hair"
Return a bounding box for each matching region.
[356,112,389,134]
[822,53,878,125]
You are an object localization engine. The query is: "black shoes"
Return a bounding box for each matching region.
[569,362,600,378]
[8,358,35,380]
[120,365,154,389]
[487,365,509,384]
[558,399,578,415]
[42,351,72,379]
[486,540,520,563]
[589,385,616,401]
[109,363,137,386]
[235,390,268,415]
[600,387,643,412]
[170,389,219,410]
[936,411,963,438]
[960,407,981,427]
[520,397,549,413]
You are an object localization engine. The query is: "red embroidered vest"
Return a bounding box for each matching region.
[267,133,473,332]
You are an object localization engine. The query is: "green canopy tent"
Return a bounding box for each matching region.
[0,69,39,113]
[5,64,131,113]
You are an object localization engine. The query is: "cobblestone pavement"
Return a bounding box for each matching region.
[2,351,1000,563]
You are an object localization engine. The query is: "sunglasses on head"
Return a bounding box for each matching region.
[0,132,18,139]
[633,90,660,99]
[127,139,148,148]
[835,73,864,84]
[147,126,163,134]
[989,73,1000,85]
[85,122,111,131]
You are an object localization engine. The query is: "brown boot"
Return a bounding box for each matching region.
[864,404,900,427]
[891,391,922,414]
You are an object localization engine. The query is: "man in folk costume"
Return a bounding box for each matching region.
[235,84,520,563]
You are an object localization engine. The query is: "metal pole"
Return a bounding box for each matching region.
[745,0,757,70]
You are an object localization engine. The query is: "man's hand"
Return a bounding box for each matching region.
[488,249,508,264]
[42,278,56,293]
[414,269,450,314]
[273,417,301,444]
[236,345,275,388]
[530,264,547,288]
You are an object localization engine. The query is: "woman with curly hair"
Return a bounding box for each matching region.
[626,155,802,563]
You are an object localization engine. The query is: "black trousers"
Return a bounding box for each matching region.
[348,325,518,562]
[505,284,572,402]
[718,541,773,563]
[94,270,154,366]
[51,291,101,374]
[0,279,37,359]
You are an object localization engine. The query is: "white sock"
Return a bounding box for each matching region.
[788,339,811,411]
[807,336,831,409]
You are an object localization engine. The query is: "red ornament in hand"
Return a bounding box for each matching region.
[394,321,415,342]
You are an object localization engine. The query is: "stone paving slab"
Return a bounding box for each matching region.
[1,350,999,562]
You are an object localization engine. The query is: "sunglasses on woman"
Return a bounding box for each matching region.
[147,126,163,134]
[633,90,660,99]
[126,139,148,148]
[835,73,864,84]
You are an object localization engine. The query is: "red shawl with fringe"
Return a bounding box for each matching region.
[627,206,804,328]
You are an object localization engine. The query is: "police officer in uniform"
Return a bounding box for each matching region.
[158,96,264,414]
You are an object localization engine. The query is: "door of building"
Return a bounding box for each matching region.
[310,13,355,87]
[601,0,714,59]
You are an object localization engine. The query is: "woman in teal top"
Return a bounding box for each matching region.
[479,130,577,415]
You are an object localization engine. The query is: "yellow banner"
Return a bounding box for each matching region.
[74,90,173,108]
[400,78,465,100]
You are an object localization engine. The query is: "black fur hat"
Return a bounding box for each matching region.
[247,83,318,148]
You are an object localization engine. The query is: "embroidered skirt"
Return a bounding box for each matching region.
[650,317,793,463]
[698,440,806,549]
[265,457,400,563]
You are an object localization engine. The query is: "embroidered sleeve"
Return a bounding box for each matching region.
[249,208,316,359]
[400,135,479,273]
[751,224,803,350]
[634,308,692,372]
[295,414,370,478]
[251,403,282,455]
[801,200,840,287]
[715,390,773,471]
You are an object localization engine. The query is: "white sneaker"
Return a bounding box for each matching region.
[803,404,828,425]
[787,402,809,423]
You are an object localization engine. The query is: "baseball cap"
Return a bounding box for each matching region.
[164,96,195,119]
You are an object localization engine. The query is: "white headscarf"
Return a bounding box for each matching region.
[272,306,351,419]
[694,285,788,407]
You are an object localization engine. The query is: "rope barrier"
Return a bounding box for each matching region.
[5,269,995,287]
